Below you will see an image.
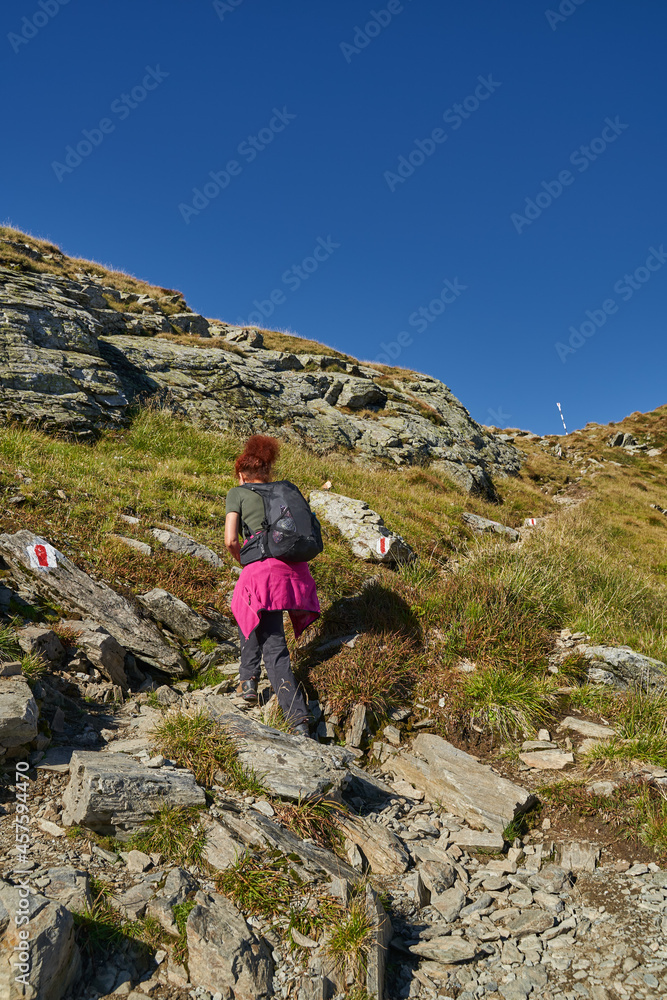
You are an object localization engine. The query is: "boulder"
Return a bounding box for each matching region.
[16,626,65,666]
[461,512,519,542]
[61,751,206,835]
[139,587,211,641]
[150,527,224,567]
[385,734,534,833]
[0,880,81,1000]
[59,619,128,690]
[205,701,354,800]
[558,841,600,873]
[338,815,411,876]
[579,644,666,689]
[186,892,273,999]
[308,491,415,563]
[0,676,38,752]
[0,531,187,675]
[168,312,211,337]
[410,935,478,964]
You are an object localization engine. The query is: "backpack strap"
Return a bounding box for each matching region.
[238,483,271,532]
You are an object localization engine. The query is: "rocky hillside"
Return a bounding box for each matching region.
[0,228,519,500]
[1,228,667,1000]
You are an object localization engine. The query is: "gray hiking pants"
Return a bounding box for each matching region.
[239,610,309,726]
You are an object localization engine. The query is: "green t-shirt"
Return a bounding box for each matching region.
[225,486,266,539]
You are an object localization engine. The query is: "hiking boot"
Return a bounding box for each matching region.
[236,679,258,704]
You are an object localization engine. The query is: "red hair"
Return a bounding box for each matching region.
[234,435,280,481]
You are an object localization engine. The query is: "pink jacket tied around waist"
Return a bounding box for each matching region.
[231,558,321,640]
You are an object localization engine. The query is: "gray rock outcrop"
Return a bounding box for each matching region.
[150,527,224,568]
[61,750,206,835]
[579,644,667,689]
[0,266,520,497]
[309,491,415,562]
[0,530,187,675]
[59,618,128,689]
[462,512,520,542]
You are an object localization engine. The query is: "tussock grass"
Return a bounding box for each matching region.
[20,651,47,680]
[309,632,421,716]
[273,796,344,852]
[463,667,557,740]
[215,850,300,917]
[73,877,126,955]
[0,624,21,661]
[172,899,197,966]
[151,710,265,794]
[129,804,208,868]
[323,897,373,978]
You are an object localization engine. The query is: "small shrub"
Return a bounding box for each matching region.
[51,623,82,648]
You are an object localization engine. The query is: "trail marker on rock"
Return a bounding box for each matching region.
[27,540,58,570]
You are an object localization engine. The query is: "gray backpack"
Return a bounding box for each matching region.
[238,481,323,566]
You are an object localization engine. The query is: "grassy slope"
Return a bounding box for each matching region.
[2,227,667,851]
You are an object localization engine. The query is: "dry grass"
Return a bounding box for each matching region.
[257,328,355,360]
[0,225,187,311]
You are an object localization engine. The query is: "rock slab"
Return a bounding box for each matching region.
[0,676,38,751]
[139,587,212,640]
[0,880,81,1000]
[0,531,186,675]
[205,701,354,801]
[386,733,534,833]
[61,750,206,835]
[186,892,273,1000]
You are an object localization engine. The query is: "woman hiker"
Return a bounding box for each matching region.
[224,435,320,737]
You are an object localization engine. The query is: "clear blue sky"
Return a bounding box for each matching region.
[2,0,665,434]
